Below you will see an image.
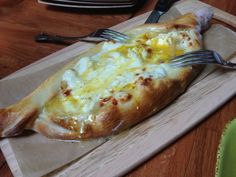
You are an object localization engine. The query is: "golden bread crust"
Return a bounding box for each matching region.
[0,12,210,140]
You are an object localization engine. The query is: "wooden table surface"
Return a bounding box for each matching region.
[0,0,235,176]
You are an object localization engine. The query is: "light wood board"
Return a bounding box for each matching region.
[0,0,236,177]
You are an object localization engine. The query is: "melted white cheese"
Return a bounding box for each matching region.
[43,29,199,121]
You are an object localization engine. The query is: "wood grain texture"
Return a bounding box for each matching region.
[126,97,236,177]
[0,0,235,177]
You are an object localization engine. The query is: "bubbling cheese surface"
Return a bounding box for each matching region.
[43,29,199,122]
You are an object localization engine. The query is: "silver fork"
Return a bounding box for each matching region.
[35,28,129,44]
[170,50,236,69]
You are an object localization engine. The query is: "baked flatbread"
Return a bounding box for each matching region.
[0,8,213,140]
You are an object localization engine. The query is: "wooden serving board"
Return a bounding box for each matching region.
[0,1,236,177]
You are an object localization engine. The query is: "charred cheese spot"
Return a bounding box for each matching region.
[121,93,132,102]
[102,96,112,102]
[139,76,153,86]
[112,98,118,106]
[99,96,112,107]
[63,89,71,97]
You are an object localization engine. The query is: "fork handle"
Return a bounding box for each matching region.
[35,33,103,44]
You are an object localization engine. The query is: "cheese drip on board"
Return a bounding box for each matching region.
[41,29,199,124]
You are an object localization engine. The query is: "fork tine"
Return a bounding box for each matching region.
[102,29,129,41]
[170,50,218,67]
[172,55,215,64]
[171,50,213,62]
[171,54,213,64]
[99,34,122,42]
[173,56,215,63]
[100,34,126,42]
[103,29,129,39]
[171,58,216,66]
[170,49,236,69]
[104,33,128,41]
[103,33,128,42]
